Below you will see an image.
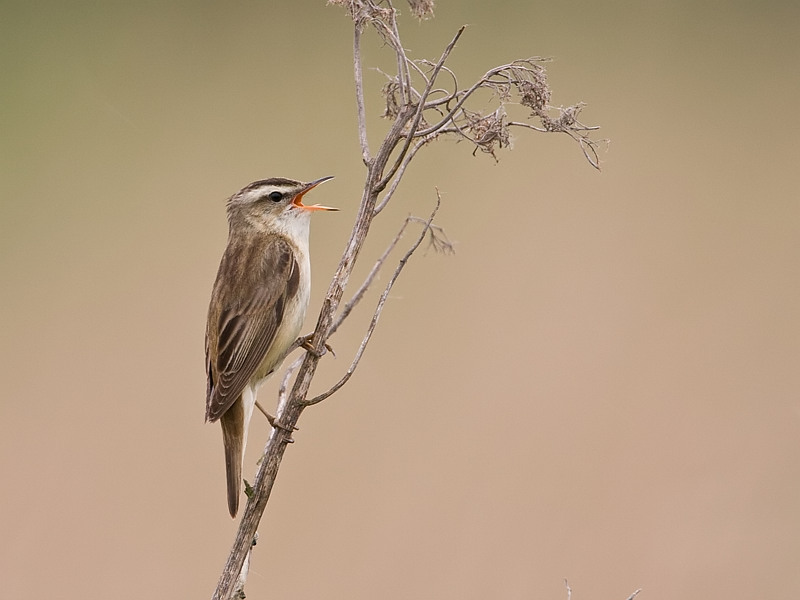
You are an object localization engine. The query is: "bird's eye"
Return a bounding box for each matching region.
[268,191,283,202]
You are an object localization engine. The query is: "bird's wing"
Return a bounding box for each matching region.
[205,237,300,422]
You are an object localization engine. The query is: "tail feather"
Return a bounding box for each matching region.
[220,399,244,518]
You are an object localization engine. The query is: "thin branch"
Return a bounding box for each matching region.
[277,355,304,414]
[578,136,601,170]
[329,215,413,337]
[373,137,427,215]
[369,5,413,105]
[304,192,441,406]
[232,534,257,599]
[507,120,548,133]
[415,61,459,108]
[414,63,510,137]
[386,3,414,101]
[377,25,466,190]
[564,579,642,600]
[354,21,371,164]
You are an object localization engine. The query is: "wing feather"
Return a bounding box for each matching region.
[205,235,299,422]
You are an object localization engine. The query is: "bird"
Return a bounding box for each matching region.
[205,176,337,517]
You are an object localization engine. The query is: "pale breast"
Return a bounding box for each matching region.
[251,242,311,387]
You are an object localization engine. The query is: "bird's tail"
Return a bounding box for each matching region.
[220,399,244,518]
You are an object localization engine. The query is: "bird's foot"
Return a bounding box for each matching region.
[297,334,336,359]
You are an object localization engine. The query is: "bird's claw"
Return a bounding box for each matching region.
[270,418,297,436]
[298,334,336,359]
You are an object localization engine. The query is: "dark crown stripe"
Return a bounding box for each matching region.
[242,177,301,192]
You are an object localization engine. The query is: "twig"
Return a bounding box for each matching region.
[354,21,371,165]
[507,120,548,133]
[413,62,501,137]
[232,533,257,599]
[373,137,427,215]
[378,25,466,190]
[416,60,459,108]
[329,215,413,337]
[385,2,414,101]
[564,579,641,600]
[276,355,304,415]
[304,192,441,406]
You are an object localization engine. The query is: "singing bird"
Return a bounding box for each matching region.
[205,176,336,517]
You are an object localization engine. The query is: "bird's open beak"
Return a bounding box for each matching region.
[294,176,338,211]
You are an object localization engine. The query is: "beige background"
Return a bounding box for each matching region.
[2,2,798,599]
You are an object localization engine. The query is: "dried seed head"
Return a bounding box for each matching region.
[541,103,585,132]
[463,108,511,160]
[382,81,402,119]
[407,0,435,20]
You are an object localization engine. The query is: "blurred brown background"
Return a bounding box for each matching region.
[2,2,798,599]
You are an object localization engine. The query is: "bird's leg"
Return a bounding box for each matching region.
[254,400,297,435]
[254,400,275,423]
